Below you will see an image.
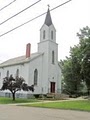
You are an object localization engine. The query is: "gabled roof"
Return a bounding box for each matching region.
[44,8,52,26]
[0,52,43,68]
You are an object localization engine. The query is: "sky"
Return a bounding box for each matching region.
[0,0,90,63]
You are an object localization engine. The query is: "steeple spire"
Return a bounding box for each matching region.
[44,7,52,26]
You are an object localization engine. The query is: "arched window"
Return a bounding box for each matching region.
[34,69,38,85]
[52,51,55,64]
[16,69,19,77]
[6,70,9,78]
[43,30,45,39]
[51,31,53,40]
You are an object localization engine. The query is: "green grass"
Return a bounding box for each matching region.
[0,97,39,104]
[23,100,90,112]
[1,97,90,112]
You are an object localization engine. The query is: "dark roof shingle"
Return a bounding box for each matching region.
[44,8,52,26]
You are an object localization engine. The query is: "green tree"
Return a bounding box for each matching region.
[61,54,82,96]
[70,45,82,94]
[0,75,34,101]
[61,26,90,96]
[77,26,90,95]
[61,58,74,95]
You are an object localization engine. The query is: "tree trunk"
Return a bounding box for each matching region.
[12,92,15,101]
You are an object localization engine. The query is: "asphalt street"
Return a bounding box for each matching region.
[0,104,90,120]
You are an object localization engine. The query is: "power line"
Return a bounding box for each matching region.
[0,0,16,11]
[0,0,72,38]
[0,0,41,25]
[51,0,72,11]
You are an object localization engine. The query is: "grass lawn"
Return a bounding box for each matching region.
[0,97,39,104]
[23,100,90,112]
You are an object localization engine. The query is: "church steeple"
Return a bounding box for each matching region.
[44,8,52,26]
[40,7,56,43]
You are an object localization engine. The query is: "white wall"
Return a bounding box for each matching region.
[0,54,44,94]
[0,63,29,88]
[28,55,43,94]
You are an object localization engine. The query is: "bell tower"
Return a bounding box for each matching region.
[40,8,56,43]
[38,8,59,94]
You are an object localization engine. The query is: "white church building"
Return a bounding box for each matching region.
[0,8,62,98]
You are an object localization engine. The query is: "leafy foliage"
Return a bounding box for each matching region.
[61,57,82,96]
[61,26,90,96]
[78,26,90,93]
[0,75,34,100]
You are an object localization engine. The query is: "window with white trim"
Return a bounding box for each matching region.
[16,69,19,77]
[51,31,53,40]
[6,70,9,78]
[43,30,45,39]
[52,51,55,64]
[34,69,38,85]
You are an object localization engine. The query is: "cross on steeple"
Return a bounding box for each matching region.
[47,4,50,9]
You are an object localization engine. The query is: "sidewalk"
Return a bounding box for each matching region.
[8,97,86,106]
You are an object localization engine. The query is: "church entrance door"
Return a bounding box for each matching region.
[50,82,55,93]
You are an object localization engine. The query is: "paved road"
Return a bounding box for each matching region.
[0,104,90,120]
